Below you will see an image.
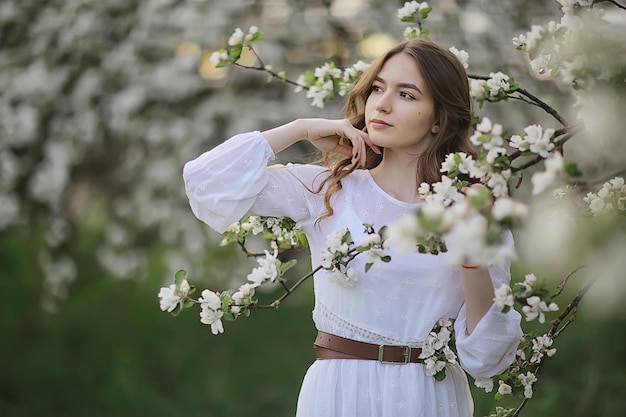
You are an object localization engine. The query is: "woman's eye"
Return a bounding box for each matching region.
[400,91,415,100]
[371,85,383,93]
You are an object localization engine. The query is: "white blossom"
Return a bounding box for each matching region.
[430,175,464,206]
[210,50,229,67]
[246,249,280,287]
[519,371,537,398]
[449,46,469,69]
[403,26,421,39]
[199,307,224,335]
[492,197,529,221]
[359,233,381,247]
[531,334,557,363]
[531,152,564,195]
[583,177,626,216]
[516,273,537,297]
[384,214,419,252]
[494,284,514,310]
[498,381,513,395]
[328,264,358,287]
[158,278,190,312]
[227,28,245,46]
[474,378,494,393]
[522,296,559,323]
[397,1,430,21]
[469,78,487,100]
[158,285,180,312]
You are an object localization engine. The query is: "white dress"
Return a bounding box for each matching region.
[183,131,523,417]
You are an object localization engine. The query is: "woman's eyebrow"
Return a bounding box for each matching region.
[374,75,424,96]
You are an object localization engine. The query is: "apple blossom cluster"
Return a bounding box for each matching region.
[397,1,432,24]
[386,182,525,265]
[293,60,371,108]
[440,118,517,199]
[512,5,625,93]
[220,215,306,251]
[470,72,520,108]
[398,1,433,39]
[448,46,469,69]
[320,225,390,287]
[530,151,566,195]
[583,177,626,216]
[478,273,561,403]
[210,26,264,68]
[556,0,594,16]
[417,318,457,381]
[158,246,298,335]
[158,273,193,313]
[509,124,556,159]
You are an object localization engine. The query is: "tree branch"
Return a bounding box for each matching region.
[512,271,598,417]
[513,87,569,127]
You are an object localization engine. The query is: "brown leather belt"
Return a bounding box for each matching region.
[314,331,422,364]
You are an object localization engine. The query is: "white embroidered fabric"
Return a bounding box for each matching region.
[183,131,523,417]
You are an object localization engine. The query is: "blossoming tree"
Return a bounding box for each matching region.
[159,1,626,416]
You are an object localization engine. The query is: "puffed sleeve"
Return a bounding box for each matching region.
[454,231,524,379]
[183,131,325,233]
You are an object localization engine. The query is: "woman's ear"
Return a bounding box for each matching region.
[431,123,440,134]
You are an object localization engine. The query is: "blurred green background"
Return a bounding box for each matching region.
[3,226,626,417]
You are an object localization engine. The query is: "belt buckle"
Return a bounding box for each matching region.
[378,344,411,364]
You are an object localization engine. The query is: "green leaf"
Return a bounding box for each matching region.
[174,269,188,286]
[365,262,373,273]
[228,44,243,61]
[215,59,231,69]
[183,299,194,309]
[563,160,582,177]
[381,255,392,263]
[434,369,446,381]
[280,259,298,273]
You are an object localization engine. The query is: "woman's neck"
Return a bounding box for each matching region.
[368,152,423,203]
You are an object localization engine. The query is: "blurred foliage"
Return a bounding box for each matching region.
[2,226,626,417]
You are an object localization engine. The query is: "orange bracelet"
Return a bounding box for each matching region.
[462,264,480,269]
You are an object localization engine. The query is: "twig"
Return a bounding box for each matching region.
[552,265,586,298]
[237,240,267,258]
[252,265,323,309]
[468,74,569,127]
[233,46,309,90]
[574,169,626,188]
[602,0,626,10]
[510,128,579,172]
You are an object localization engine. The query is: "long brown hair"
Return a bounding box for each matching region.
[315,38,476,222]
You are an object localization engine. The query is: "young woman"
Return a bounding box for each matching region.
[183,38,522,417]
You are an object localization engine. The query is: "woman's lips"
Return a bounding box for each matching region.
[370,119,392,129]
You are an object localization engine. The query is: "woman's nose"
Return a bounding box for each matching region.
[375,93,391,113]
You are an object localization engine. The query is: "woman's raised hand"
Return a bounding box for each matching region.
[301,118,381,167]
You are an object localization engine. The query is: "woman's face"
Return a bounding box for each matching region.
[365,53,438,155]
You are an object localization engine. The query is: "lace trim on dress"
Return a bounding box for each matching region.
[316,302,424,348]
